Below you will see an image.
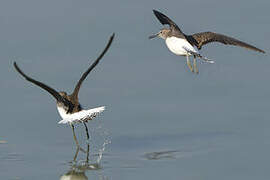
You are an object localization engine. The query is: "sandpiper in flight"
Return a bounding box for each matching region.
[14,34,114,143]
[149,10,265,73]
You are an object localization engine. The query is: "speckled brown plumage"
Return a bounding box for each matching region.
[152,9,265,53]
[153,10,185,39]
[14,33,114,141]
[186,32,265,53]
[14,33,114,115]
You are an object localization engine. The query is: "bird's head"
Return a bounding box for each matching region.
[149,28,170,40]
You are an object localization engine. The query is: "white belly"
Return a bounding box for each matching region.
[165,37,198,56]
[57,106,70,119]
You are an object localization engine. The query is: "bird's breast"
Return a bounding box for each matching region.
[165,37,198,56]
[57,105,70,119]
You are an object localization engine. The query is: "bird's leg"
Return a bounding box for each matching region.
[83,122,90,140]
[70,124,86,153]
[73,145,80,162]
[193,56,199,74]
[186,55,193,73]
[86,143,90,163]
[70,124,80,146]
[183,46,214,64]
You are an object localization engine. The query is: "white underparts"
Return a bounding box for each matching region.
[57,106,70,119]
[165,37,198,56]
[57,106,105,124]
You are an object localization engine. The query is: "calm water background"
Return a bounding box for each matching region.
[1,0,269,179]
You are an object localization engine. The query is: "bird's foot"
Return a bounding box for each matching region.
[201,57,214,64]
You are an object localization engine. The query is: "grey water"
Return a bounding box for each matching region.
[1,0,270,179]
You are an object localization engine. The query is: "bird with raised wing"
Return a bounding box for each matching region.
[14,34,114,144]
[149,10,265,73]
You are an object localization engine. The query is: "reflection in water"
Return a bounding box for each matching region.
[0,140,7,144]
[60,171,88,180]
[60,144,101,180]
[60,124,111,180]
[144,147,214,160]
[144,150,180,160]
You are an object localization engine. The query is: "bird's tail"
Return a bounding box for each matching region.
[58,106,105,124]
[183,47,214,64]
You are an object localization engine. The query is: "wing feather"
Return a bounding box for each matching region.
[71,33,115,99]
[188,32,265,53]
[13,62,74,111]
[153,10,185,38]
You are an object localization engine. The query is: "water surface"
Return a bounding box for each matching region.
[1,0,269,179]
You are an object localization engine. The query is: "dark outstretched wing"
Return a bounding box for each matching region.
[153,10,185,38]
[71,33,115,99]
[187,32,265,53]
[13,62,74,111]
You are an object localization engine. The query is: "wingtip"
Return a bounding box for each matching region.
[252,46,265,54]
[251,47,265,54]
[13,61,20,71]
[111,33,115,39]
[151,10,172,27]
[153,9,161,16]
[108,33,115,45]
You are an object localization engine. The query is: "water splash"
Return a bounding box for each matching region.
[87,122,111,163]
[97,139,111,164]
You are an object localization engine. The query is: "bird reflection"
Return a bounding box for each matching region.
[144,150,180,160]
[60,144,103,180]
[60,170,87,180]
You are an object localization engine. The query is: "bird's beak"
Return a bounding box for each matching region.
[148,32,159,39]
